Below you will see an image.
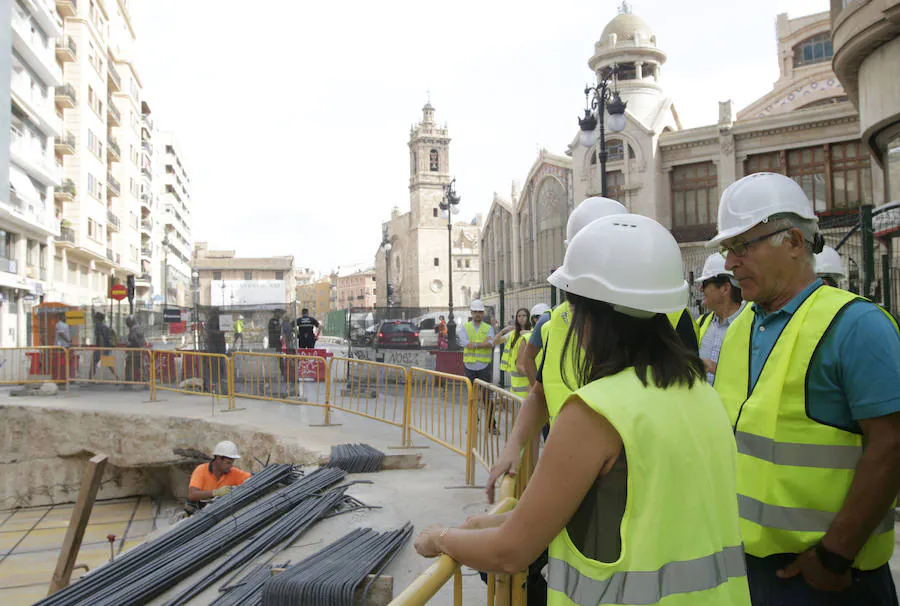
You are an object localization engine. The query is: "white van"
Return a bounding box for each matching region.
[414,311,470,349]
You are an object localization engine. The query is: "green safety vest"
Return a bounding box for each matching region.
[697,312,713,343]
[548,371,750,605]
[234,319,244,333]
[462,322,492,367]
[541,301,575,424]
[714,285,896,570]
[508,331,531,396]
[500,333,513,374]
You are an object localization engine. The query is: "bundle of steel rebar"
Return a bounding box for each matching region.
[210,561,290,606]
[325,443,385,473]
[41,467,345,606]
[261,524,413,606]
[164,483,372,605]
[37,463,297,606]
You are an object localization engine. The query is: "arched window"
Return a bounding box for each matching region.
[590,140,635,164]
[535,177,567,280]
[793,33,833,67]
[429,149,439,171]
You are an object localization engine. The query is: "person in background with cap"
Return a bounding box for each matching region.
[709,172,900,605]
[696,252,744,385]
[187,440,251,505]
[815,245,849,288]
[414,214,750,605]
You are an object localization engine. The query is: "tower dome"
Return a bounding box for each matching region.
[589,7,667,94]
[600,13,655,47]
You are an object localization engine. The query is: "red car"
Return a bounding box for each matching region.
[374,320,420,348]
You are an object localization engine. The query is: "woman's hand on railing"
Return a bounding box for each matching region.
[414,524,447,558]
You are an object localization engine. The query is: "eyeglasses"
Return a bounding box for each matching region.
[720,227,792,258]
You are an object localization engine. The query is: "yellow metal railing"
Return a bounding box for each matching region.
[231,351,329,409]
[68,347,153,388]
[471,379,524,487]
[0,346,70,388]
[151,350,233,410]
[328,357,408,436]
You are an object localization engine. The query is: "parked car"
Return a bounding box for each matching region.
[373,320,421,348]
[414,311,470,349]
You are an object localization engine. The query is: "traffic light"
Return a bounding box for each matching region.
[126,275,135,302]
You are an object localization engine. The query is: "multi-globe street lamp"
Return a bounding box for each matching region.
[439,178,461,350]
[578,64,628,197]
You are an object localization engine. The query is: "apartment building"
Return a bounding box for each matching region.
[194,243,295,309]
[154,129,192,306]
[296,278,331,318]
[334,267,376,311]
[51,0,143,307]
[1,0,64,346]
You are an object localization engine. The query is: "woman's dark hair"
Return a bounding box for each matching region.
[560,293,704,390]
[510,308,532,349]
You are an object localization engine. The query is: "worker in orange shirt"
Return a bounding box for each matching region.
[187,441,251,506]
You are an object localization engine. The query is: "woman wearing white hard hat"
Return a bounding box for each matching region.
[696,252,745,385]
[814,245,848,288]
[415,215,750,605]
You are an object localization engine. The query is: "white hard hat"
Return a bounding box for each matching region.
[695,252,733,283]
[549,214,687,317]
[469,300,486,312]
[565,197,628,246]
[212,440,241,459]
[707,172,817,249]
[530,303,550,317]
[815,246,848,279]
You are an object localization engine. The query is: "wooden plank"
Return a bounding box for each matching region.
[317,453,424,470]
[47,454,108,595]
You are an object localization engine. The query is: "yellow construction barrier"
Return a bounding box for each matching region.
[407,368,475,480]
[68,347,153,388]
[0,346,70,387]
[231,352,329,409]
[151,350,233,409]
[328,357,408,435]
[470,379,525,486]
[388,494,518,606]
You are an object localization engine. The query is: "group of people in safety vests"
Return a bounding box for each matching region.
[412,172,900,606]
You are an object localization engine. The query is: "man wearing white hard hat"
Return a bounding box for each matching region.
[415,214,750,604]
[815,245,849,288]
[708,171,900,604]
[696,252,744,385]
[187,440,251,505]
[458,300,495,385]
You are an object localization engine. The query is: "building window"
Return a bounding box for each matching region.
[787,146,827,212]
[745,152,781,175]
[671,162,718,228]
[603,140,634,162]
[433,208,438,217]
[831,141,873,211]
[465,259,471,269]
[213,271,222,280]
[606,170,626,201]
[793,33,833,67]
[433,257,439,267]
[0,229,15,260]
[429,149,439,171]
[456,259,462,269]
[275,271,284,280]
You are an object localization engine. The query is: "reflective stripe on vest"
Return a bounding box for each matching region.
[462,322,492,366]
[548,545,746,605]
[714,285,895,570]
[549,371,749,606]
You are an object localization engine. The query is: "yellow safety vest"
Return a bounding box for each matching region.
[462,322,492,367]
[666,309,699,350]
[541,302,576,425]
[508,331,531,396]
[548,371,750,605]
[714,285,895,570]
[697,312,712,343]
[500,333,514,374]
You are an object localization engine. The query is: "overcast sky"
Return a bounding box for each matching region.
[131,0,829,275]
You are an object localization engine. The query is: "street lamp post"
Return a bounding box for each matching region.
[578,65,628,197]
[162,232,170,307]
[381,225,392,311]
[440,178,461,350]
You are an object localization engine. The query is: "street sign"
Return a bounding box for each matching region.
[109,283,127,301]
[163,308,182,323]
[65,310,85,325]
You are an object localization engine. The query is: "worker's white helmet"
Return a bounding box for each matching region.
[695,252,734,283]
[549,214,687,317]
[565,197,628,246]
[530,303,551,318]
[469,300,486,312]
[707,172,817,249]
[815,246,848,279]
[212,440,241,459]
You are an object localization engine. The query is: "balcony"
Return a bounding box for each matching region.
[141,167,151,181]
[135,272,151,286]
[141,218,153,233]
[55,179,75,201]
[107,173,121,198]
[54,84,76,109]
[106,248,114,261]
[107,136,121,162]
[56,0,77,18]
[140,192,151,209]
[107,209,120,231]
[59,226,75,244]
[108,63,121,92]
[141,247,152,259]
[55,36,76,63]
[142,140,153,155]
[108,102,121,126]
[54,131,76,155]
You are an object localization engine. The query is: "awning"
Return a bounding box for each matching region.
[8,165,41,203]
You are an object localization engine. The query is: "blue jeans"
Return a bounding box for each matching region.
[746,553,898,606]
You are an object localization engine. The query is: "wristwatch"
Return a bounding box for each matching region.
[814,542,853,574]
